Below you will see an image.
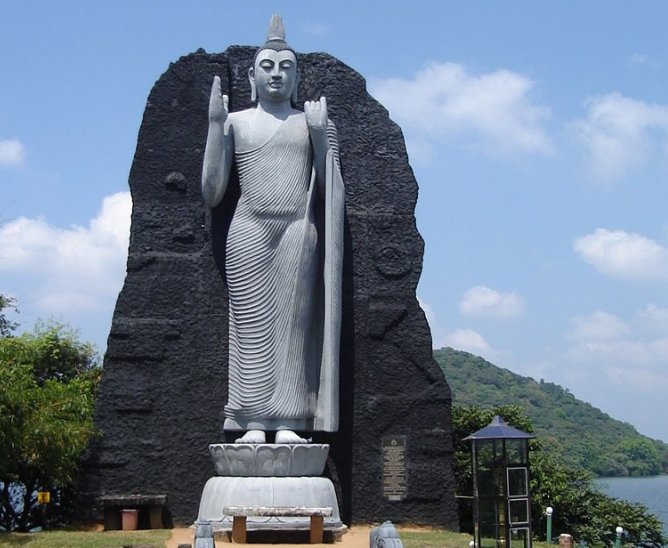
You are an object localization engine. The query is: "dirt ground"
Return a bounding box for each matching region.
[165,525,374,548]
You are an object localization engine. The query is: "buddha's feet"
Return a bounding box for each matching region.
[235,430,266,443]
[275,430,311,444]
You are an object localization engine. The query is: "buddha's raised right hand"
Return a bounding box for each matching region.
[208,75,229,125]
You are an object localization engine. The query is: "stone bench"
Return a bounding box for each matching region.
[99,494,166,530]
[222,505,333,543]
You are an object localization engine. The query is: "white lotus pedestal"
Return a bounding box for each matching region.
[196,444,344,538]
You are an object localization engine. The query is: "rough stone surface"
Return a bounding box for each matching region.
[78,46,458,529]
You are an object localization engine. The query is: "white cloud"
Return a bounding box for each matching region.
[0,191,131,313]
[636,304,668,335]
[574,228,668,281]
[567,337,668,375]
[605,364,668,392]
[569,311,630,341]
[629,53,659,69]
[445,328,491,354]
[565,307,668,393]
[572,93,668,181]
[370,62,553,161]
[459,285,524,319]
[0,138,25,167]
[540,305,668,439]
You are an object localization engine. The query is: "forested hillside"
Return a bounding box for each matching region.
[435,347,668,477]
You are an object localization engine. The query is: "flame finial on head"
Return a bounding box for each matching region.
[267,14,286,42]
[254,14,295,60]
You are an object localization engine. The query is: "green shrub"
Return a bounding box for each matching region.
[0,322,99,531]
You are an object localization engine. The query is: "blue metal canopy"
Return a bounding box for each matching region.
[463,415,534,441]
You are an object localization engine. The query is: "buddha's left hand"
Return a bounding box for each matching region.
[305,96,328,135]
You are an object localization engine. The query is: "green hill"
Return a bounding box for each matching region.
[435,347,668,477]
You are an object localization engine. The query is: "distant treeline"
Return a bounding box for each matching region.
[435,347,668,477]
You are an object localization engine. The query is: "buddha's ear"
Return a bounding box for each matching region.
[291,72,299,106]
[248,66,257,103]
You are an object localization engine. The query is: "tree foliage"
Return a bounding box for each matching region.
[0,320,99,532]
[437,347,668,477]
[453,404,665,547]
[1,320,98,386]
[0,294,18,337]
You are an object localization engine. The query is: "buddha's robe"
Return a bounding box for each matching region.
[222,114,343,432]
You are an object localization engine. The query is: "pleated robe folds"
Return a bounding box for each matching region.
[223,114,343,433]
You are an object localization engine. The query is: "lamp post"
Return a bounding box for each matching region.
[614,526,623,548]
[546,506,553,543]
[464,416,534,548]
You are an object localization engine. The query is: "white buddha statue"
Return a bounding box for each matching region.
[201,15,344,444]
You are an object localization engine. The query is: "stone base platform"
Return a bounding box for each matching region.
[196,476,344,531]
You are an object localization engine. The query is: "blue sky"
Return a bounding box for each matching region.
[2,1,668,441]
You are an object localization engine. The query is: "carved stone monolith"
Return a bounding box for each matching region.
[78,43,458,530]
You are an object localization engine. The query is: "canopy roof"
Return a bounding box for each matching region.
[463,415,534,441]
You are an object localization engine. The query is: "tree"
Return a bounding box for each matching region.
[0,294,18,337]
[618,438,661,477]
[0,322,99,531]
[453,404,665,547]
[3,319,98,385]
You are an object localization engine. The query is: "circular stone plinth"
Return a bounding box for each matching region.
[209,443,329,477]
[195,476,345,531]
[197,476,343,530]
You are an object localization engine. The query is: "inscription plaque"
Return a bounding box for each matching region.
[382,435,407,501]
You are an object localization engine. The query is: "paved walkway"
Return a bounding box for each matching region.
[166,525,373,547]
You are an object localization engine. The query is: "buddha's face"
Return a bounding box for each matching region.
[250,49,297,103]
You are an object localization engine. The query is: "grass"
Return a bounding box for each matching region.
[399,528,552,548]
[0,527,556,548]
[400,528,477,547]
[0,529,171,548]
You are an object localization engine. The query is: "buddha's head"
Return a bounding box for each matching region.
[249,15,298,105]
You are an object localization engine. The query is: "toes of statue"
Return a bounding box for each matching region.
[235,430,266,444]
[275,430,310,444]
